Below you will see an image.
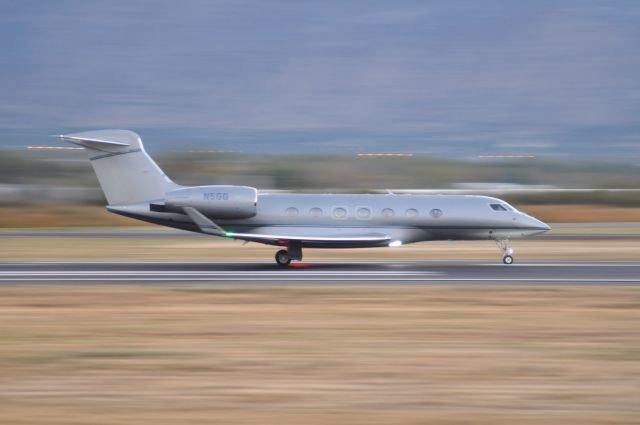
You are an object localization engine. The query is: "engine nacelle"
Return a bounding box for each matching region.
[164,185,257,219]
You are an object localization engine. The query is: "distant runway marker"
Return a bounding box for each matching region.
[27,145,83,150]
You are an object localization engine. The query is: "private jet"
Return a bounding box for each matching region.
[59,130,550,266]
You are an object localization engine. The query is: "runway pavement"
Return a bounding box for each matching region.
[1,261,639,284]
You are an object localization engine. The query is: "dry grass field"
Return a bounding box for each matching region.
[0,204,137,228]
[1,284,639,425]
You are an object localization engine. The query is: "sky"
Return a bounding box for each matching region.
[1,0,639,158]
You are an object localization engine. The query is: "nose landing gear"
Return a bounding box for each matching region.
[496,240,514,264]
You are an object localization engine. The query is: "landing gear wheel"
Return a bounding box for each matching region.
[496,239,514,265]
[275,249,291,267]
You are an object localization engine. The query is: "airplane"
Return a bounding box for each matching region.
[58,129,550,266]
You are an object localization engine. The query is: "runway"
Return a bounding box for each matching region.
[1,261,639,284]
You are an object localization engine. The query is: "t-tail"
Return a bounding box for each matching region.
[58,129,180,205]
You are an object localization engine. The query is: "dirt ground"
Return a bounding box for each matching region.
[0,285,639,425]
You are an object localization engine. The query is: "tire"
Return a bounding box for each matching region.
[502,255,514,265]
[275,249,291,266]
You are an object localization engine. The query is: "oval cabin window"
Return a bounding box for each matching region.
[286,207,299,217]
[309,207,323,217]
[381,208,395,218]
[333,207,347,219]
[405,208,418,218]
[357,207,371,219]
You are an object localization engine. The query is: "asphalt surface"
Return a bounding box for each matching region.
[1,261,639,284]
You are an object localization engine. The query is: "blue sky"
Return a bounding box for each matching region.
[1,0,639,158]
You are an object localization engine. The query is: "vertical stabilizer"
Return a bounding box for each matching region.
[59,129,179,205]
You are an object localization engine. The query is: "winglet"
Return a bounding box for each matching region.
[182,207,226,236]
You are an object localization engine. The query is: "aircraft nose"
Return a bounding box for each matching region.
[525,215,551,233]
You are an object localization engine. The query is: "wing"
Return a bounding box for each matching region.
[182,206,390,246]
[225,230,391,245]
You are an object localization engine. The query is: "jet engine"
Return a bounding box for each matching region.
[163,185,257,219]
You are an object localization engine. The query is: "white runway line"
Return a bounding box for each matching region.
[480,263,640,267]
[0,270,441,282]
[1,278,639,283]
[0,270,428,274]
[0,271,442,281]
[4,261,640,266]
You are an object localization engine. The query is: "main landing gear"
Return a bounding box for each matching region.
[496,240,514,264]
[275,249,292,267]
[275,241,303,266]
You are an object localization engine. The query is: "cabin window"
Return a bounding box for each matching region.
[356,207,371,219]
[309,207,323,217]
[333,207,348,219]
[430,208,443,218]
[381,208,395,218]
[405,208,418,218]
[490,204,508,212]
[286,207,299,217]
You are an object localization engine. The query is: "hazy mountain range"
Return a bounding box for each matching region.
[1,1,639,160]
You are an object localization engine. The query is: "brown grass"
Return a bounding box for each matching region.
[0,204,145,228]
[2,237,640,261]
[520,204,640,223]
[0,285,639,424]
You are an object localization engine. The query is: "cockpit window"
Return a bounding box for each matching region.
[490,204,508,211]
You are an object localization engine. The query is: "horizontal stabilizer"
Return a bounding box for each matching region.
[57,134,131,152]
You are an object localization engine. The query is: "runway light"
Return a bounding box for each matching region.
[357,153,414,157]
[478,155,536,159]
[388,240,403,247]
[27,145,84,150]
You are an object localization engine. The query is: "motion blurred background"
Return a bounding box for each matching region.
[1,0,640,227]
[1,2,640,425]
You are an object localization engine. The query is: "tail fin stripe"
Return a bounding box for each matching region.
[89,148,142,161]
